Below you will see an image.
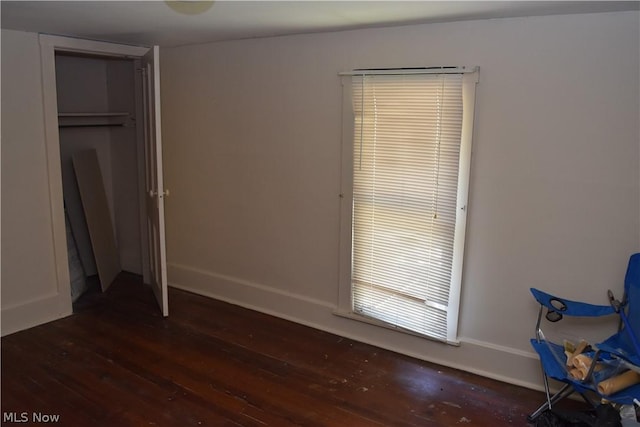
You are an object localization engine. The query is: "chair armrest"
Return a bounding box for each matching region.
[530,288,615,317]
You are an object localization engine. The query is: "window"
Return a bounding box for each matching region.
[338,67,478,344]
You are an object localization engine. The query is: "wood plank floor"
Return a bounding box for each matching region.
[2,273,585,426]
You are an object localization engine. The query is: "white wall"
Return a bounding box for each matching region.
[1,30,72,334]
[161,11,640,388]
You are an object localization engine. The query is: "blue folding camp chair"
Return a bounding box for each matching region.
[528,253,640,422]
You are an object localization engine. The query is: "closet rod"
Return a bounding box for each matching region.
[59,124,127,128]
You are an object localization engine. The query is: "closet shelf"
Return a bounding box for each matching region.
[58,112,134,128]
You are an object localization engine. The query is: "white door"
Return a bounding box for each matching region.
[142,46,168,316]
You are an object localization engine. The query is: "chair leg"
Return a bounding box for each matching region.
[578,391,599,408]
[543,366,553,409]
[527,383,575,422]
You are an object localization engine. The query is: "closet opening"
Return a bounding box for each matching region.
[39,35,167,317]
[55,51,149,305]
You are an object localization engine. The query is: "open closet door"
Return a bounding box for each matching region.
[142,46,168,316]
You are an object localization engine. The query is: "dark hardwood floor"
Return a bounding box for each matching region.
[2,273,585,426]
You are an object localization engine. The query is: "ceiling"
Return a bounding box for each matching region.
[2,1,638,47]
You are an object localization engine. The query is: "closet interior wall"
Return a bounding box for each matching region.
[56,53,143,300]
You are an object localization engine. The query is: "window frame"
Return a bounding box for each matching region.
[336,67,479,345]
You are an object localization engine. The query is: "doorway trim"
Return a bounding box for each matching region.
[39,35,151,315]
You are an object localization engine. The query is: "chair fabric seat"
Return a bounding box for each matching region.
[598,332,640,367]
[530,338,640,404]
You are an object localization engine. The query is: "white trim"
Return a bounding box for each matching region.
[333,309,461,345]
[168,262,547,390]
[39,34,149,58]
[168,262,334,310]
[337,78,354,313]
[339,66,478,76]
[37,34,73,327]
[446,71,479,342]
[1,294,72,337]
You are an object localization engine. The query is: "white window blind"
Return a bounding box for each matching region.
[346,69,477,343]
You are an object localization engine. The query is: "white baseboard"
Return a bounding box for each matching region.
[1,293,72,336]
[168,262,547,392]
